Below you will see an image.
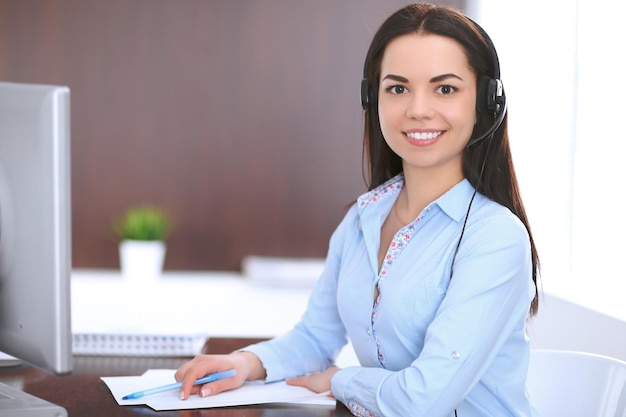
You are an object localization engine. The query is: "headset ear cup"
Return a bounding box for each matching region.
[361,79,370,111]
[487,79,498,112]
[476,75,499,114]
[487,78,503,113]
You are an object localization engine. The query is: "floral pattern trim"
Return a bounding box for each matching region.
[348,401,380,417]
[360,176,427,369]
[357,175,404,209]
[371,216,421,368]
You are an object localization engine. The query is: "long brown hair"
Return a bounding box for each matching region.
[361,4,540,315]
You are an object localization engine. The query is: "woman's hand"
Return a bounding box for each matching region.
[286,366,340,396]
[175,351,265,400]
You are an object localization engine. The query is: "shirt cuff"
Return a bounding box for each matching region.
[238,343,285,383]
[330,365,361,403]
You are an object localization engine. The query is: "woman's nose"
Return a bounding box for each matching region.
[405,92,435,120]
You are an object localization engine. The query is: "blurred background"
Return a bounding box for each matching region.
[0,0,464,271]
[2,0,625,322]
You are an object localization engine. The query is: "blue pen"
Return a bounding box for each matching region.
[122,369,237,400]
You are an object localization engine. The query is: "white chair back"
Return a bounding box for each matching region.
[528,350,626,417]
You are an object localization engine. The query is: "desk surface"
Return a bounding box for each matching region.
[0,338,351,417]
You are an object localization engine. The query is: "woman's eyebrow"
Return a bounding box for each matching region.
[381,73,464,83]
[430,73,463,83]
[381,74,409,83]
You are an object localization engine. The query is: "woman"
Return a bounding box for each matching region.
[176,4,540,416]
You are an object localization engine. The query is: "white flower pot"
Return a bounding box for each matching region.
[119,240,166,283]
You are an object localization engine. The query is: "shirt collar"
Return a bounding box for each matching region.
[357,173,478,223]
[357,174,404,210]
[436,179,478,223]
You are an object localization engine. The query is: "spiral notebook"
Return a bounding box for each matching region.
[72,333,208,357]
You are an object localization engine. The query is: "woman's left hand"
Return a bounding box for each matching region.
[285,366,340,395]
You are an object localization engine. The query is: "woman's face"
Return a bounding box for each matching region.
[378,33,477,178]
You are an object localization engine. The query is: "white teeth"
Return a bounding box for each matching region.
[406,131,442,140]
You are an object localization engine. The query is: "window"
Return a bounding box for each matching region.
[468,0,626,320]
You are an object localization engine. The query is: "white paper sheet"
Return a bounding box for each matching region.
[101,369,336,411]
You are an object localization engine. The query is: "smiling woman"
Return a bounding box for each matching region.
[174,4,540,417]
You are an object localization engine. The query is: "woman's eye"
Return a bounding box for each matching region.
[386,85,408,95]
[437,85,456,95]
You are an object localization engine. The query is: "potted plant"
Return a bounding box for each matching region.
[114,205,173,282]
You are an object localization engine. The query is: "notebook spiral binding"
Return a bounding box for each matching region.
[72,333,208,357]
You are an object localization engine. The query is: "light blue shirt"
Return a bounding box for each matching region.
[246,174,537,417]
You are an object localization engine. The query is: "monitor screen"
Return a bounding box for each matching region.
[0,81,72,374]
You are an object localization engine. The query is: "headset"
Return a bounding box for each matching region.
[360,16,507,149]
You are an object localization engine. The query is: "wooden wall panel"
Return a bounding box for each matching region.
[0,0,465,271]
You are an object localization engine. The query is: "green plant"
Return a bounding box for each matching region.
[114,206,172,241]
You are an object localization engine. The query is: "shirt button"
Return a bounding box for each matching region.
[367,329,371,336]
[451,351,461,359]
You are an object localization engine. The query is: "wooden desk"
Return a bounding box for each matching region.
[0,338,352,417]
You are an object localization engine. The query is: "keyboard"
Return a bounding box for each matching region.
[0,381,67,417]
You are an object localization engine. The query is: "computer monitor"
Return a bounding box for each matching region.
[0,81,73,375]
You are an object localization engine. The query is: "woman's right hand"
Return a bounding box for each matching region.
[175,351,265,400]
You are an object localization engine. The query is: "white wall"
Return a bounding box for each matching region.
[468,0,626,323]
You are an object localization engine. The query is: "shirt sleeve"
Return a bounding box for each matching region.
[331,213,536,416]
[242,206,356,382]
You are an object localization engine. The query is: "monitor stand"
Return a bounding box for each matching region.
[0,351,21,367]
[0,351,68,416]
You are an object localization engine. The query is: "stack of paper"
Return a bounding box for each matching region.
[102,369,336,411]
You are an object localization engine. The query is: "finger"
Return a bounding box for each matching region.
[180,369,207,400]
[197,375,237,397]
[178,360,217,400]
[174,364,187,382]
[285,375,308,387]
[174,355,204,382]
[286,372,332,394]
